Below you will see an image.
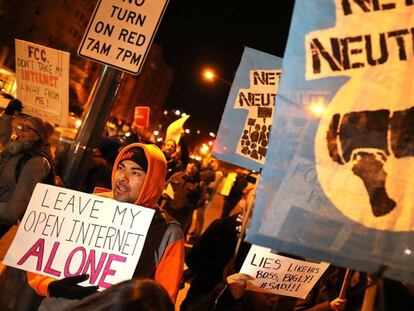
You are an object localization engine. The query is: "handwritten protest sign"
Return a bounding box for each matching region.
[4,184,154,289]
[240,245,329,299]
[247,0,414,283]
[15,39,69,126]
[213,47,282,171]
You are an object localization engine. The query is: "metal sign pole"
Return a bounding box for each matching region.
[62,66,124,189]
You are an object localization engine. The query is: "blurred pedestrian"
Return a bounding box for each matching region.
[0,99,55,310]
[221,172,252,218]
[0,99,54,238]
[162,139,182,179]
[80,136,120,193]
[187,157,224,243]
[161,159,207,235]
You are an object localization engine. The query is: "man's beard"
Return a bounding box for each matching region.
[4,140,39,155]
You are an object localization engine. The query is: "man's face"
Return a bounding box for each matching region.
[185,162,199,177]
[208,158,219,171]
[113,160,147,203]
[13,120,40,143]
[162,140,176,157]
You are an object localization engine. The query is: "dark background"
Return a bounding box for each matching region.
[154,0,295,133]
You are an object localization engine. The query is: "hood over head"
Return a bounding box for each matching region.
[112,143,167,208]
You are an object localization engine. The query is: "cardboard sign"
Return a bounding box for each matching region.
[240,245,329,299]
[133,106,150,128]
[15,39,69,126]
[78,0,168,75]
[213,47,282,171]
[4,184,155,289]
[246,0,414,284]
[234,70,281,165]
[165,114,190,144]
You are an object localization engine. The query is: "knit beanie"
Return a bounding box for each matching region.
[25,116,54,143]
[119,147,148,172]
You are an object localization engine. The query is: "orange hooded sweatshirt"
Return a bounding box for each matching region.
[28,143,185,302]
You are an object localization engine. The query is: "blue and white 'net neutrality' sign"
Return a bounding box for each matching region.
[247,0,414,283]
[213,47,282,171]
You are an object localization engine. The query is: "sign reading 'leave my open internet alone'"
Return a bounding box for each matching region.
[78,0,168,75]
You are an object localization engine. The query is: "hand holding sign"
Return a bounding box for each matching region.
[330,298,347,311]
[226,273,255,299]
[48,274,98,300]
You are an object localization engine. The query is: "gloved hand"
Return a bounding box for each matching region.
[48,274,99,300]
[4,99,23,115]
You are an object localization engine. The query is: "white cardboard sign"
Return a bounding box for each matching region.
[15,39,69,126]
[78,0,168,75]
[240,245,330,299]
[4,184,155,290]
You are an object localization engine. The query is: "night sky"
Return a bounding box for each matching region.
[154,0,295,133]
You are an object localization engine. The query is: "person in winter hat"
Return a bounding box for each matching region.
[28,143,185,307]
[0,99,54,238]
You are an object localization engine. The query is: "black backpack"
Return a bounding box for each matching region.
[14,151,57,186]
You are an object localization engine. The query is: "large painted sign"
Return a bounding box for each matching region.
[247,0,414,283]
[213,47,282,171]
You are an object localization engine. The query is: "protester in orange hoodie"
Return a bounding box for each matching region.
[27,143,185,303]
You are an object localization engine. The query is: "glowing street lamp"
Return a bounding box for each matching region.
[201,67,231,86]
[203,69,215,82]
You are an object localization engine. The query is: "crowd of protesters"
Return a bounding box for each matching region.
[0,97,413,311]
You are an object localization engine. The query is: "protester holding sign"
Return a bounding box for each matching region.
[27,143,185,303]
[161,137,190,180]
[0,98,54,239]
[180,213,247,311]
[161,138,181,179]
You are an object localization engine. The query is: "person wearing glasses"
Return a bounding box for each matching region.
[0,98,54,239]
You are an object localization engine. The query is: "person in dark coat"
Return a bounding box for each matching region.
[80,136,120,193]
[161,159,206,235]
[0,99,55,310]
[221,172,249,218]
[161,139,182,180]
[0,99,54,238]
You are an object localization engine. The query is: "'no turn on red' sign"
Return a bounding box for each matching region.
[78,0,168,75]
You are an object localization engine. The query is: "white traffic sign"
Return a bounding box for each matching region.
[78,0,168,75]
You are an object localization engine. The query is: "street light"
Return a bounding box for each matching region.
[201,67,231,86]
[203,69,215,82]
